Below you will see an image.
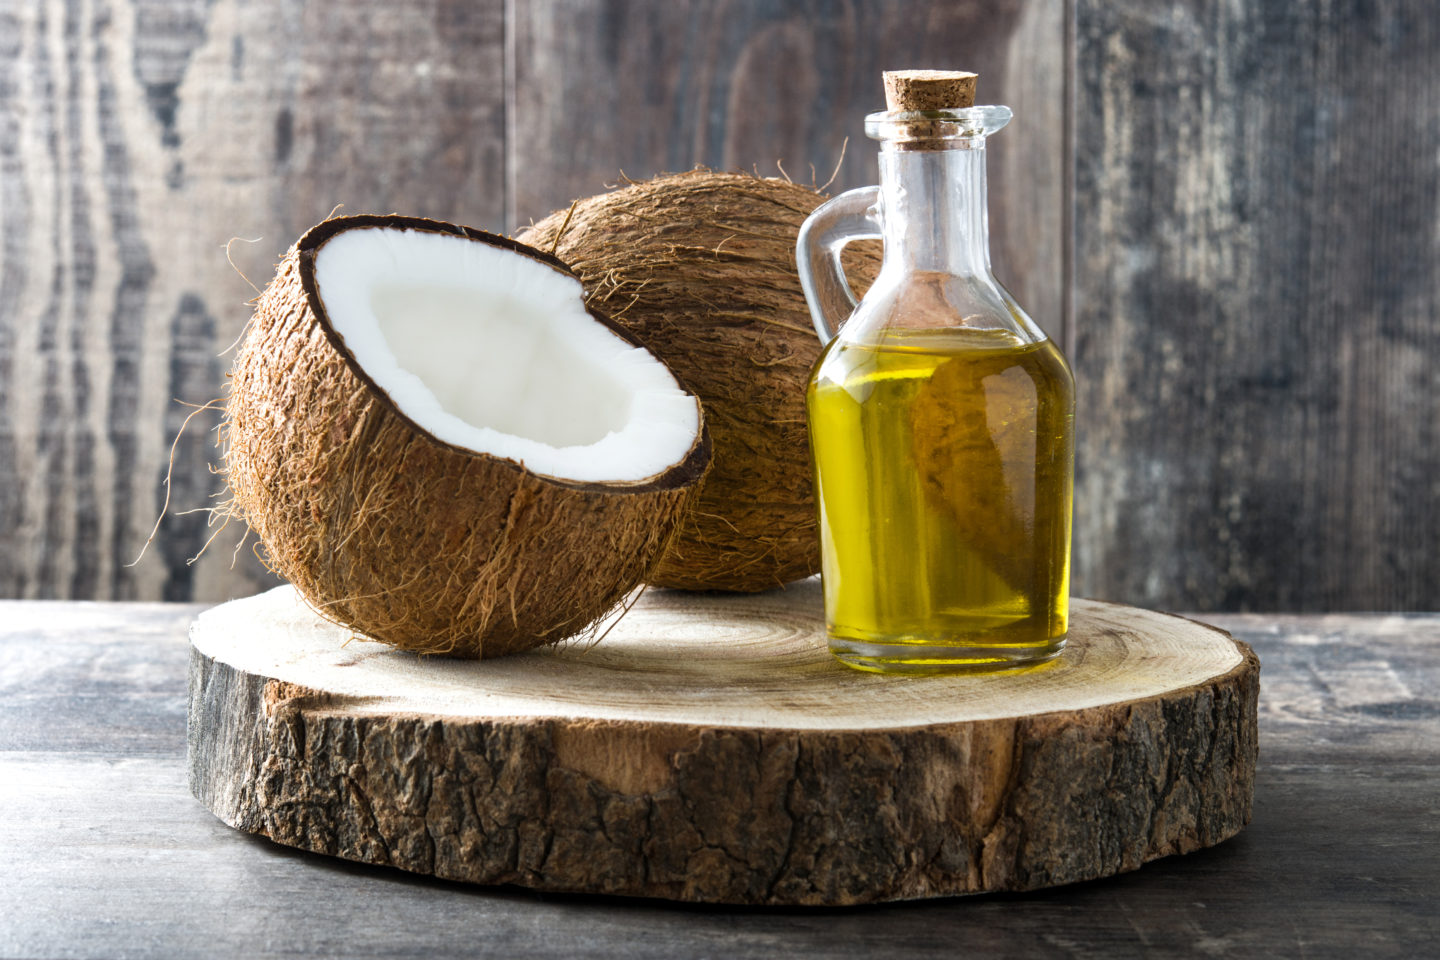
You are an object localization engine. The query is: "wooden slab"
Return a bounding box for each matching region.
[187,582,1258,905]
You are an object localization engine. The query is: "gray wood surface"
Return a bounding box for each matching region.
[1071,0,1440,611]
[4,0,1439,612]
[2,601,1437,958]
[0,0,506,602]
[0,0,1063,604]
[508,0,1067,338]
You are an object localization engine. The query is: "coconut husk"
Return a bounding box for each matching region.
[519,171,881,592]
[222,214,710,658]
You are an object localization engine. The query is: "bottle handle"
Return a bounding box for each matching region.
[796,186,882,345]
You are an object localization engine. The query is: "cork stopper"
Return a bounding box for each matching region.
[883,70,978,113]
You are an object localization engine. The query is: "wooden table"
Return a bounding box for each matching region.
[1,602,1436,958]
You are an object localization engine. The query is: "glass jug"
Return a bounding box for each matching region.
[797,81,1075,674]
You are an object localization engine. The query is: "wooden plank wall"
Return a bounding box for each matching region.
[0,0,1064,603]
[2,0,1436,611]
[0,0,506,601]
[508,0,1066,330]
[1073,0,1440,610]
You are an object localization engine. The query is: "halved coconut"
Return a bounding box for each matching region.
[223,214,710,658]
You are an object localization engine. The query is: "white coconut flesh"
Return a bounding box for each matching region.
[313,227,701,485]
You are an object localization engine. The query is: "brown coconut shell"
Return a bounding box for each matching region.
[518,170,881,592]
[222,214,711,658]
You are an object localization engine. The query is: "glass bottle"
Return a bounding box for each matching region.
[797,72,1074,674]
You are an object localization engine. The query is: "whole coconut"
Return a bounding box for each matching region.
[519,170,881,592]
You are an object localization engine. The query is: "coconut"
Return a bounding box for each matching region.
[222,214,711,658]
[518,170,881,592]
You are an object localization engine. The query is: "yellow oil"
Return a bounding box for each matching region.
[806,326,1074,672]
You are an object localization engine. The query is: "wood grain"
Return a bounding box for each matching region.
[1071,0,1440,610]
[508,0,1068,343]
[190,583,1247,728]
[187,584,1257,905]
[0,0,505,601]
[7,0,1440,613]
[5,601,1439,955]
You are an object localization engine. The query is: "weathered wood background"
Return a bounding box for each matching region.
[0,0,1434,611]
[1072,0,1440,612]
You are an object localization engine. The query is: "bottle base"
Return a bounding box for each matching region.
[828,636,1065,675]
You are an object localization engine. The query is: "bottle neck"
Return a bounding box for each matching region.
[877,144,991,278]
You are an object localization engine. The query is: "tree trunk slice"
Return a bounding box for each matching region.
[188,583,1258,906]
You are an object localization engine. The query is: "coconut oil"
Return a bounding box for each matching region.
[796,71,1075,673]
[807,327,1073,671]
